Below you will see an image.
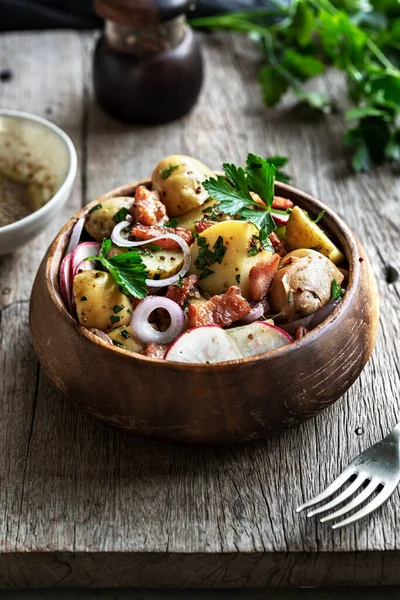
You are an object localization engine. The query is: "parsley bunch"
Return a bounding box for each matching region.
[87,239,148,299]
[191,0,400,171]
[203,153,287,252]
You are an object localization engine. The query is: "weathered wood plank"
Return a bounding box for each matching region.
[0,31,83,558]
[0,30,399,587]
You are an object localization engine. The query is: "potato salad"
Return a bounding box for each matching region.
[59,153,347,363]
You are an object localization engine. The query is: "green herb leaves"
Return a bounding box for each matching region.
[203,153,281,250]
[113,207,130,224]
[332,278,345,300]
[194,234,227,280]
[192,0,400,171]
[165,217,179,227]
[87,238,148,299]
[160,164,180,179]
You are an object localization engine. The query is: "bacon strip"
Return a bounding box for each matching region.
[250,191,294,211]
[269,231,288,258]
[130,223,193,249]
[143,343,169,359]
[166,275,198,308]
[132,185,168,226]
[188,286,251,328]
[195,220,216,233]
[249,254,280,302]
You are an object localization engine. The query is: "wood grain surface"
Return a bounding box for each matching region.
[0,30,400,588]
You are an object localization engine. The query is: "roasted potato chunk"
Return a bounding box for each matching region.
[85,197,133,242]
[189,220,274,299]
[108,326,143,353]
[268,249,344,319]
[152,155,214,216]
[73,270,132,331]
[286,206,345,265]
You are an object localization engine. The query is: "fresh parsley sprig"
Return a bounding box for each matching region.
[191,0,400,171]
[203,153,283,250]
[87,238,148,299]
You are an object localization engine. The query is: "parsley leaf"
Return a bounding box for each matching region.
[246,153,275,208]
[165,217,179,227]
[265,155,292,183]
[88,203,102,214]
[332,278,345,300]
[113,207,130,223]
[160,164,180,179]
[86,238,148,299]
[203,153,278,250]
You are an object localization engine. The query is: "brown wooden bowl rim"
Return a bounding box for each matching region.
[43,179,360,371]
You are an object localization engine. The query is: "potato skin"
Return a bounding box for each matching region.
[189,220,273,299]
[85,197,133,242]
[73,270,132,331]
[152,155,213,217]
[268,249,344,319]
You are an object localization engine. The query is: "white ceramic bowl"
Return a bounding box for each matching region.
[0,109,77,256]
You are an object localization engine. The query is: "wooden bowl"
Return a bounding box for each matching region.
[29,180,379,444]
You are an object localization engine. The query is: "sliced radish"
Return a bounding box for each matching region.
[165,325,242,364]
[71,242,100,277]
[271,211,289,226]
[59,252,73,311]
[226,321,292,358]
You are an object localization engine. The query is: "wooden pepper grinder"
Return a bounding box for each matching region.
[93,0,203,124]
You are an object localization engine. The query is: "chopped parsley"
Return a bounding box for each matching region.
[160,164,180,179]
[113,304,123,313]
[80,295,88,301]
[86,238,148,299]
[195,235,227,280]
[314,210,326,224]
[112,340,123,347]
[165,217,179,227]
[199,268,214,280]
[110,315,120,325]
[235,274,241,284]
[332,279,344,300]
[120,329,130,339]
[173,275,184,288]
[182,297,191,310]
[113,207,130,223]
[88,203,102,214]
[146,243,163,251]
[287,289,293,303]
[248,246,259,257]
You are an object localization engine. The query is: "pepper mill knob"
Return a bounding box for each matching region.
[93,0,203,124]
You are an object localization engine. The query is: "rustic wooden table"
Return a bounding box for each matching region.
[0,30,399,590]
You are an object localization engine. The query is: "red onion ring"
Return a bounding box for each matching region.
[238,302,264,324]
[279,314,314,335]
[66,217,85,255]
[111,220,191,287]
[309,297,341,328]
[75,259,96,274]
[71,242,100,277]
[91,329,112,344]
[130,296,185,344]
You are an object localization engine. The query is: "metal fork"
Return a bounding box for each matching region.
[296,422,400,529]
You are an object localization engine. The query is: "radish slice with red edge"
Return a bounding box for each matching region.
[165,325,242,364]
[71,242,101,277]
[271,212,289,226]
[59,252,73,311]
[111,220,191,287]
[130,296,185,344]
[226,321,292,358]
[66,217,85,255]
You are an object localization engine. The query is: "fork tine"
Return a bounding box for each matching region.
[320,479,379,523]
[307,473,366,517]
[332,482,398,529]
[296,467,355,513]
